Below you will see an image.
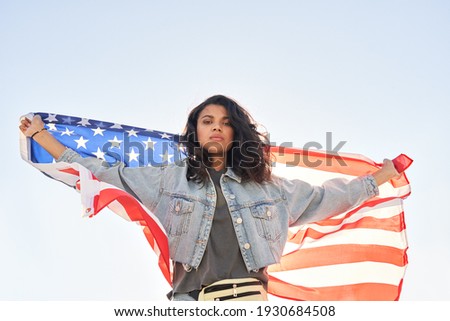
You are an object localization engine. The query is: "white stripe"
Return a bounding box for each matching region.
[272,163,355,184]
[105,199,133,222]
[303,200,403,234]
[328,198,403,220]
[394,184,411,197]
[300,228,407,250]
[282,241,301,255]
[151,239,161,256]
[377,182,410,198]
[273,160,410,198]
[102,184,168,236]
[28,162,81,187]
[270,261,407,287]
[283,199,407,255]
[78,165,101,216]
[282,228,407,256]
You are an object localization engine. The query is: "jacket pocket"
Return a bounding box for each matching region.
[249,203,281,241]
[166,197,194,236]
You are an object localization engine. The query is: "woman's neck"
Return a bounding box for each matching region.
[209,155,226,171]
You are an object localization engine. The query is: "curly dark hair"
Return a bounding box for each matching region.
[179,94,272,184]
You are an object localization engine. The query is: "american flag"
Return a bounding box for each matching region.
[27,112,182,167]
[20,112,412,300]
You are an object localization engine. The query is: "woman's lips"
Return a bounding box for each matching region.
[210,136,224,141]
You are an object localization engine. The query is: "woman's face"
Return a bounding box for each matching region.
[196,104,234,156]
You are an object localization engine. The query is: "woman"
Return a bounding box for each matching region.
[19,95,399,301]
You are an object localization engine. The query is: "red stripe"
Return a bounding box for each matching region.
[270,147,411,189]
[309,196,406,227]
[289,213,405,244]
[288,198,406,245]
[59,168,80,176]
[94,187,171,285]
[269,244,408,270]
[268,276,403,301]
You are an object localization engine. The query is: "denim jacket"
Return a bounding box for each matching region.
[58,148,378,272]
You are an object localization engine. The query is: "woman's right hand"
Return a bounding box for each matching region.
[19,115,45,137]
[19,114,67,159]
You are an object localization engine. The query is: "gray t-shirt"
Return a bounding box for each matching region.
[172,168,268,296]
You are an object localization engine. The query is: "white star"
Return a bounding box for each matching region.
[160,151,173,163]
[176,144,185,153]
[160,133,171,139]
[126,129,139,137]
[143,137,156,150]
[127,149,140,163]
[45,114,58,122]
[92,127,105,136]
[92,147,105,160]
[47,123,57,131]
[61,127,74,136]
[110,123,123,129]
[108,136,123,148]
[77,118,91,127]
[74,136,89,149]
[62,116,73,124]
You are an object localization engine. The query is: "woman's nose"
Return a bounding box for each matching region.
[212,124,222,131]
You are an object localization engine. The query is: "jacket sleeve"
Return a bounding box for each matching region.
[56,148,164,210]
[278,174,379,226]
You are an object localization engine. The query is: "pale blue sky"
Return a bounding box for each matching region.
[1,0,449,300]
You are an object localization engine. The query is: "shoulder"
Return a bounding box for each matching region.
[161,158,188,174]
[267,173,286,186]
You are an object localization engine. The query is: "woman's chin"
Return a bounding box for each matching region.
[204,143,226,155]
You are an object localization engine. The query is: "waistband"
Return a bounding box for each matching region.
[198,278,268,301]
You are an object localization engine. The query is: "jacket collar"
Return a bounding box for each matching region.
[225,167,242,183]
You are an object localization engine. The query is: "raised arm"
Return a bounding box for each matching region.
[19,114,166,211]
[281,158,401,227]
[371,159,401,186]
[20,115,66,159]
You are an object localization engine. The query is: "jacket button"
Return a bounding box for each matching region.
[175,205,181,212]
[244,243,251,250]
[236,218,243,224]
[266,210,272,217]
[229,194,236,199]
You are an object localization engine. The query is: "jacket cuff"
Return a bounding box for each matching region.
[362,175,379,198]
[56,148,80,163]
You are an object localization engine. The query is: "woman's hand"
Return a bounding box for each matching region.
[382,159,401,179]
[19,114,66,159]
[19,115,45,137]
[372,159,401,186]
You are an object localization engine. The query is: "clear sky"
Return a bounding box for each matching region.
[1,0,449,300]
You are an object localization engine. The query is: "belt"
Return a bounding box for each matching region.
[198,278,268,301]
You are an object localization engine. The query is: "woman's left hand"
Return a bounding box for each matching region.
[372,159,401,186]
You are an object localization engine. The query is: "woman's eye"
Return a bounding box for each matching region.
[202,119,211,125]
[224,122,231,126]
